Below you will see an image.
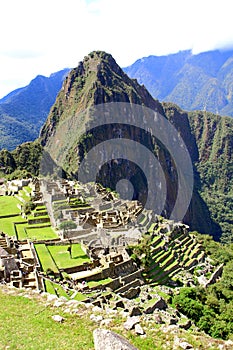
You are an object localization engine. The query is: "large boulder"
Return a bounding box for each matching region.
[93,328,138,350]
[129,306,142,317]
[143,297,167,314]
[124,316,140,330]
[121,287,141,299]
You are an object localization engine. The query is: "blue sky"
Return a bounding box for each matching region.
[0,0,233,98]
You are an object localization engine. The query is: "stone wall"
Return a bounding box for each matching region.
[104,277,121,291]
[120,269,144,285]
[1,257,18,281]
[113,259,136,276]
[64,228,93,239]
[62,261,99,275]
[28,217,50,225]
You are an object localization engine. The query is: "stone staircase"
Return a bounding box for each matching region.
[146,223,206,285]
[23,271,37,289]
[0,236,8,251]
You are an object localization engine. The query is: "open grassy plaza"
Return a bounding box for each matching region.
[48,244,90,268]
[18,225,58,240]
[0,215,26,236]
[35,243,90,272]
[0,195,21,216]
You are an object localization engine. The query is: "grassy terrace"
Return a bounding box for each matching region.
[35,244,59,274]
[26,226,57,240]
[35,243,90,274]
[0,195,53,238]
[18,188,31,202]
[0,196,21,216]
[151,234,162,245]
[0,216,26,236]
[35,205,47,211]
[48,244,90,268]
[44,280,87,301]
[16,224,58,240]
[87,278,112,288]
[148,223,156,233]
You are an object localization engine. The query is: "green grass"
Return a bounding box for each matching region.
[87,278,112,288]
[28,214,50,220]
[15,222,28,239]
[35,205,46,211]
[35,244,59,274]
[0,196,21,215]
[18,189,30,202]
[0,289,94,350]
[159,253,174,267]
[26,226,58,240]
[153,239,166,249]
[48,244,90,269]
[0,216,26,236]
[45,280,70,298]
[23,186,32,194]
[151,235,162,245]
[15,223,57,241]
[148,223,156,233]
[0,287,225,350]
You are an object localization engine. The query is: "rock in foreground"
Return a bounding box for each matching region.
[93,328,138,350]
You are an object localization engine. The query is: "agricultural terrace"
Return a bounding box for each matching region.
[0,194,58,241]
[0,196,21,215]
[35,243,90,272]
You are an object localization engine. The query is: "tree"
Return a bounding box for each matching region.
[59,220,77,238]
[22,200,36,215]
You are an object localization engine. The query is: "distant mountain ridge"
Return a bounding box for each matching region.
[0,69,69,150]
[1,49,233,152]
[124,49,233,117]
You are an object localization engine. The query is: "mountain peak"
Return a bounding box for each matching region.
[84,50,116,64]
[40,51,160,144]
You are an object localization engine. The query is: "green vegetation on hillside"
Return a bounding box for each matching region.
[172,233,233,340]
[0,140,43,179]
[188,112,233,243]
[0,69,69,150]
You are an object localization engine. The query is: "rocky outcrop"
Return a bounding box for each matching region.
[93,328,138,350]
[143,297,167,314]
[205,263,224,287]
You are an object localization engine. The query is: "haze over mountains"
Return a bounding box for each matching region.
[124,49,233,117]
[1,49,233,151]
[0,69,69,150]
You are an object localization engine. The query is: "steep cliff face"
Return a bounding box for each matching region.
[188,111,233,242]
[40,51,162,144]
[40,51,224,240]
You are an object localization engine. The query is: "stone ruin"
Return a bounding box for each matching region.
[0,232,40,289]
[0,178,224,305]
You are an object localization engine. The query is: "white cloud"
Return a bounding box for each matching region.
[0,0,233,98]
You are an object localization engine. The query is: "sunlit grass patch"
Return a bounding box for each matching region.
[48,244,90,269]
